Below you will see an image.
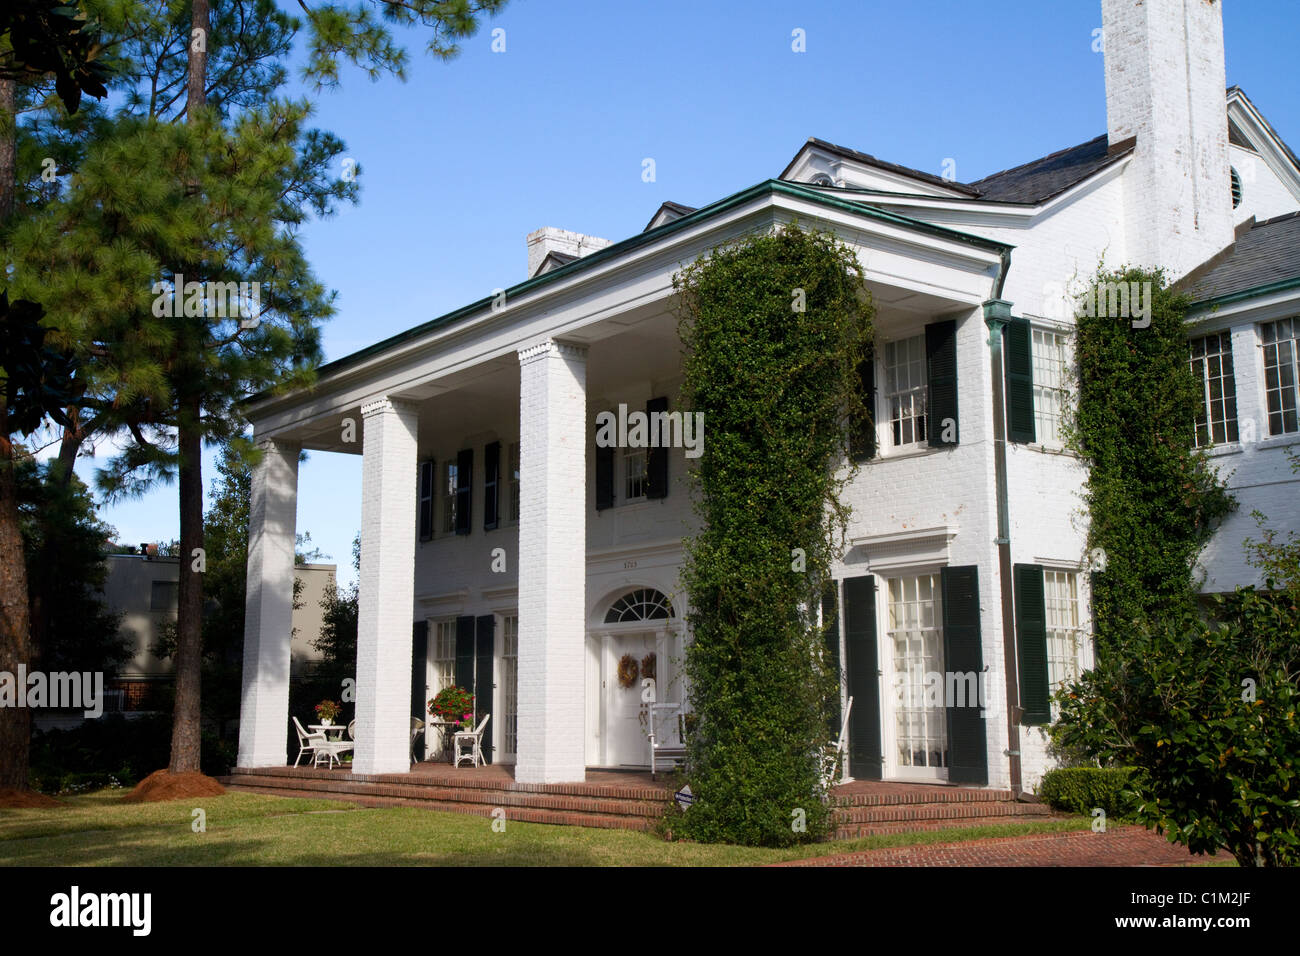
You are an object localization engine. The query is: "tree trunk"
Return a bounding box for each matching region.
[0,71,34,791]
[164,0,212,776]
[0,404,33,790]
[168,393,204,772]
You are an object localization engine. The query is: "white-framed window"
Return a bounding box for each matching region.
[1032,327,1070,444]
[502,615,519,757]
[508,441,521,523]
[1261,317,1299,437]
[623,446,648,502]
[1043,571,1085,719]
[886,573,947,772]
[1189,331,1239,447]
[432,619,457,692]
[442,460,458,533]
[884,335,927,448]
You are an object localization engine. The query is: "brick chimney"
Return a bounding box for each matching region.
[1102,0,1234,279]
[526,227,611,278]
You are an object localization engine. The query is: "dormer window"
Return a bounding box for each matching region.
[1230,167,1243,208]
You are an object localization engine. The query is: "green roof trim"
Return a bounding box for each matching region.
[1188,275,1300,310]
[245,179,1012,406]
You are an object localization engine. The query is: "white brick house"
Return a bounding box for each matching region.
[237,0,1300,794]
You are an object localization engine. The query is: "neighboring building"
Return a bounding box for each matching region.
[103,553,336,711]
[235,0,1299,794]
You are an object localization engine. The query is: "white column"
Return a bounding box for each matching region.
[353,396,420,775]
[237,437,300,768]
[516,340,588,783]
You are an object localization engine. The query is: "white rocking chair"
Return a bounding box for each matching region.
[820,696,854,788]
[452,714,491,768]
[648,702,687,779]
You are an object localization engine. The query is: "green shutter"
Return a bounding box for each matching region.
[821,582,842,737]
[1005,318,1036,444]
[595,421,615,511]
[646,396,669,499]
[475,614,495,764]
[454,615,475,692]
[483,442,500,531]
[941,565,987,784]
[850,354,877,462]
[418,460,435,541]
[1015,564,1051,725]
[454,448,472,535]
[843,575,882,780]
[411,621,428,761]
[926,319,959,446]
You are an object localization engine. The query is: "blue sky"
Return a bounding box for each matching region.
[78,0,1300,585]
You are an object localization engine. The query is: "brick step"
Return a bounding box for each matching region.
[831,801,1052,825]
[231,765,671,802]
[828,787,1017,808]
[223,784,657,832]
[223,773,669,819]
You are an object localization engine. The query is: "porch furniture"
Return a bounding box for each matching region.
[425,719,460,762]
[820,696,854,789]
[309,723,354,769]
[347,720,356,740]
[452,714,491,768]
[648,702,687,779]
[410,717,425,765]
[292,717,325,768]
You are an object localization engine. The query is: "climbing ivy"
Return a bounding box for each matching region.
[671,223,873,846]
[1065,265,1234,641]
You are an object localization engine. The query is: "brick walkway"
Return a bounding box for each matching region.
[774,826,1204,867]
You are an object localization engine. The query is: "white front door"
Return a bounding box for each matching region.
[590,631,656,767]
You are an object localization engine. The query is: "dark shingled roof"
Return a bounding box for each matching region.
[966,134,1135,204]
[642,200,697,233]
[789,134,1136,205]
[1177,211,1300,303]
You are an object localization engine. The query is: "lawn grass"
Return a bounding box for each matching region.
[0,790,1095,866]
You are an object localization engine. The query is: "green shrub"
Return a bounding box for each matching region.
[672,223,873,846]
[1039,767,1136,819]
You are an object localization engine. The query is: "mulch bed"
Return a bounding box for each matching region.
[0,787,65,809]
[122,770,227,803]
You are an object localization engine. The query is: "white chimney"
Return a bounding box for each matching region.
[1102,0,1234,279]
[526,227,612,278]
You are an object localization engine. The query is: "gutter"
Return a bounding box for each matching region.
[982,296,1022,797]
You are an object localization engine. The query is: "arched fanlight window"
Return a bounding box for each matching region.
[1230,167,1243,208]
[604,588,674,623]
[810,173,834,187]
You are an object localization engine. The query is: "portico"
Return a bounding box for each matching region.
[235,179,1010,785]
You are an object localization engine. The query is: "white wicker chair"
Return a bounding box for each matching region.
[292,716,325,768]
[452,714,491,768]
[648,702,687,779]
[410,717,425,765]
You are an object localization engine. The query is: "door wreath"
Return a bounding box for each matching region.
[617,654,639,689]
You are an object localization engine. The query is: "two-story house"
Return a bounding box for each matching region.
[236,0,1300,793]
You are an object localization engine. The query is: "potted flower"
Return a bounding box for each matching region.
[427,686,475,729]
[315,699,343,726]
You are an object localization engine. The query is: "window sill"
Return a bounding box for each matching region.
[867,443,956,463]
[1200,435,1299,457]
[1024,442,1077,458]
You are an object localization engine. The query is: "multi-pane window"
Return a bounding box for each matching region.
[150,580,178,612]
[442,461,458,533]
[887,574,947,772]
[1043,571,1084,719]
[1261,318,1299,436]
[623,447,648,501]
[884,335,927,447]
[1032,328,1069,444]
[502,615,519,757]
[1189,332,1239,446]
[432,620,457,692]
[508,441,521,523]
